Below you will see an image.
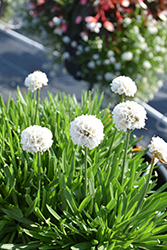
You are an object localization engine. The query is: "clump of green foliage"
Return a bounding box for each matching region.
[0,88,167,249]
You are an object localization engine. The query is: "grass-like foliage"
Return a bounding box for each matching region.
[0,88,167,249]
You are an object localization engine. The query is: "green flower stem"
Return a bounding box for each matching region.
[34,88,40,125]
[37,152,41,208]
[133,155,155,215]
[107,128,117,157]
[32,91,36,100]
[121,93,125,102]
[121,128,130,186]
[84,147,88,197]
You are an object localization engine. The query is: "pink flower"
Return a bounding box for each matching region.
[80,0,87,5]
[51,6,60,12]
[53,27,62,35]
[37,0,45,4]
[101,2,110,11]
[48,21,54,28]
[103,21,114,32]
[61,23,67,32]
[75,16,82,24]
[85,16,97,23]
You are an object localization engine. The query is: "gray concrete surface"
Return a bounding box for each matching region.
[0,27,87,102]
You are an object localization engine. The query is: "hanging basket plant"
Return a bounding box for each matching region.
[11,0,167,104]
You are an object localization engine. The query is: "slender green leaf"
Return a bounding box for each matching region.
[71,242,92,250]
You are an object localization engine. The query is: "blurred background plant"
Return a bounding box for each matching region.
[1,0,167,105]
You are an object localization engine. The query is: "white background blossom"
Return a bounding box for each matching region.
[86,22,102,33]
[16,0,167,103]
[121,52,133,61]
[70,114,104,150]
[21,125,53,154]
[104,72,114,81]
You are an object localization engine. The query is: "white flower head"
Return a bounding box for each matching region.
[104,72,114,81]
[110,76,137,97]
[121,52,133,61]
[115,62,121,70]
[109,57,116,64]
[92,54,100,60]
[143,61,151,69]
[53,16,61,26]
[107,50,115,57]
[21,125,53,154]
[112,101,147,131]
[157,80,163,88]
[53,27,63,35]
[80,31,88,41]
[24,71,48,92]
[96,60,101,65]
[77,45,83,51]
[148,26,158,34]
[103,59,110,65]
[86,22,102,33]
[122,17,132,27]
[148,136,167,163]
[62,35,70,44]
[85,46,90,52]
[87,61,95,68]
[70,114,104,150]
[71,41,77,47]
[62,51,70,59]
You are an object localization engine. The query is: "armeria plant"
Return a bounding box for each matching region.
[0,72,167,249]
[8,0,167,104]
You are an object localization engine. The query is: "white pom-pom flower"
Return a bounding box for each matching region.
[70,114,104,150]
[121,51,133,61]
[112,101,147,131]
[24,71,48,92]
[110,76,137,97]
[21,125,53,154]
[148,136,167,163]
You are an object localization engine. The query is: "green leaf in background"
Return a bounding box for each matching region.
[2,207,33,225]
[63,186,79,214]
[78,195,92,212]
[71,242,92,250]
[46,204,62,222]
[0,242,40,250]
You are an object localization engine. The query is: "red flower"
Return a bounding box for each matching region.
[103,20,114,31]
